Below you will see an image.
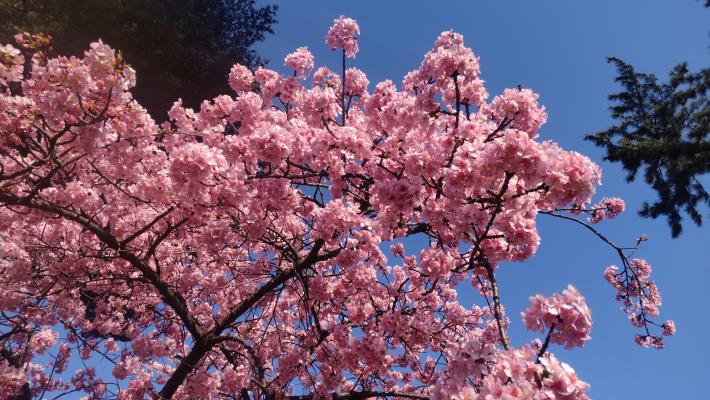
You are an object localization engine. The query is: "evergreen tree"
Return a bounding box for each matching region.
[0,0,277,115]
[587,4,709,237]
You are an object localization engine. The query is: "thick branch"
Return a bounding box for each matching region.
[484,261,510,351]
[158,238,338,399]
[0,194,203,340]
[536,322,555,363]
[213,238,328,333]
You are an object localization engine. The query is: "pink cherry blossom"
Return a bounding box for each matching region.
[0,360,25,398]
[326,15,360,57]
[344,67,369,97]
[0,44,24,85]
[604,258,670,347]
[662,320,676,336]
[522,285,592,349]
[228,63,254,92]
[312,66,341,89]
[284,46,315,79]
[485,88,548,136]
[588,196,625,223]
[0,20,671,400]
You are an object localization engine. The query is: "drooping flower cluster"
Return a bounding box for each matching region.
[0,16,671,400]
[604,258,673,349]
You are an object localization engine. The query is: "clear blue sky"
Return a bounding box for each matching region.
[255,1,710,398]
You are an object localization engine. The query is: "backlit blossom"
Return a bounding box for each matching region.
[662,320,676,336]
[344,67,369,97]
[589,196,625,223]
[284,46,314,79]
[228,64,254,92]
[522,285,592,349]
[326,15,360,57]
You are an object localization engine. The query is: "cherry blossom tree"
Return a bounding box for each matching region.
[0,17,674,400]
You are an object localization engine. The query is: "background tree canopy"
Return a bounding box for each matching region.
[587,2,709,238]
[0,0,277,115]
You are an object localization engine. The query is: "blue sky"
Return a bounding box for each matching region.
[255,1,710,398]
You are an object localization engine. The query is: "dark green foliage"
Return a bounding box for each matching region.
[586,58,710,237]
[0,0,277,115]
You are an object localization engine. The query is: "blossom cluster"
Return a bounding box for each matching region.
[604,258,674,349]
[433,344,591,400]
[326,15,360,57]
[588,196,625,224]
[522,285,593,349]
[0,44,24,85]
[284,46,315,79]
